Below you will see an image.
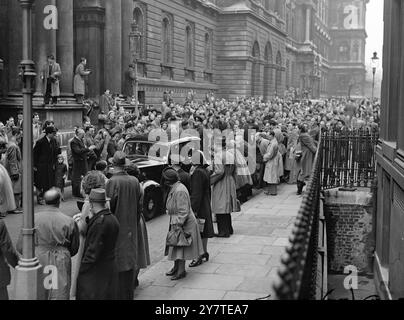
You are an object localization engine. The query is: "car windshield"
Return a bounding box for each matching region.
[124,141,169,160]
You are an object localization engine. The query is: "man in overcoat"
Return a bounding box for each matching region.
[33,126,60,205]
[0,220,19,300]
[71,128,92,198]
[106,151,142,300]
[41,55,62,105]
[76,188,120,300]
[74,58,91,104]
[17,189,80,300]
[296,124,317,195]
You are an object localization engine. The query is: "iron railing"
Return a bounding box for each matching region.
[321,128,379,190]
[273,128,379,300]
[273,132,323,300]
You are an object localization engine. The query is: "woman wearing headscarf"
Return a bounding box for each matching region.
[188,150,214,267]
[162,167,204,280]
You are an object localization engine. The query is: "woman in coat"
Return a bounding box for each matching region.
[74,58,91,104]
[296,124,317,195]
[263,131,281,196]
[189,150,214,267]
[0,163,16,218]
[163,167,204,280]
[211,141,238,238]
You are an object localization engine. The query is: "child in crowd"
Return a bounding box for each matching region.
[55,154,67,201]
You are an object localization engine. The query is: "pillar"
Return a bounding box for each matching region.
[305,6,311,43]
[74,0,105,99]
[57,0,74,95]
[7,1,23,93]
[34,0,57,95]
[121,0,133,90]
[105,0,122,94]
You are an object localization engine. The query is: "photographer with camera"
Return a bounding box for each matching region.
[41,54,61,105]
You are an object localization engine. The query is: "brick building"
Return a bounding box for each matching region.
[0,0,368,115]
[374,0,404,300]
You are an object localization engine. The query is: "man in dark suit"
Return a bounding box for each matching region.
[70,128,92,198]
[0,220,19,300]
[33,126,60,205]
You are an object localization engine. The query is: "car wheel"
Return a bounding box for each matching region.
[143,187,163,221]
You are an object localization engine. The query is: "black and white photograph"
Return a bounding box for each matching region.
[0,0,400,308]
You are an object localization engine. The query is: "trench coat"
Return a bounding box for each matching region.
[74,63,89,96]
[0,164,16,213]
[297,132,317,181]
[233,148,253,190]
[263,139,283,184]
[190,165,214,239]
[137,186,151,269]
[165,182,204,261]
[0,220,19,292]
[211,150,238,215]
[42,62,61,97]
[76,208,120,300]
[4,141,22,195]
[33,136,61,191]
[106,171,142,272]
[16,206,80,300]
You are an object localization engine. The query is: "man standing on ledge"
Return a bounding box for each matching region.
[41,54,61,105]
[74,58,91,104]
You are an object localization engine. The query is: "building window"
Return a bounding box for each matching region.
[162,17,173,64]
[204,32,212,70]
[275,51,282,95]
[275,0,284,18]
[286,59,290,89]
[161,13,174,79]
[133,5,146,61]
[339,42,350,62]
[185,23,195,68]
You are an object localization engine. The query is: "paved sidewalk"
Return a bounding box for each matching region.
[134,183,301,300]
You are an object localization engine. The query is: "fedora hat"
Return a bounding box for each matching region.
[108,151,131,167]
[89,188,110,203]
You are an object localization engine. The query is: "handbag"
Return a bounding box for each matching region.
[197,218,206,234]
[234,199,241,213]
[166,226,192,247]
[295,142,303,161]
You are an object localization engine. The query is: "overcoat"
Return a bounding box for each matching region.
[4,141,22,195]
[210,150,238,215]
[33,136,60,191]
[76,209,120,300]
[0,220,19,290]
[297,132,317,181]
[106,171,142,272]
[73,63,88,95]
[165,182,204,261]
[190,165,214,239]
[70,137,90,184]
[42,62,61,97]
[263,139,282,184]
[0,164,16,213]
[17,206,80,300]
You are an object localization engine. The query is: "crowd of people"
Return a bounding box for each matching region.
[0,92,381,300]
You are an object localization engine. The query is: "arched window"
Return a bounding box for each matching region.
[286,59,290,89]
[275,0,284,18]
[275,51,282,95]
[251,41,261,97]
[204,32,212,70]
[162,16,173,64]
[264,42,273,99]
[133,7,145,60]
[185,24,195,68]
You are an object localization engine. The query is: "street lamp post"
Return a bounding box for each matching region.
[129,20,142,111]
[14,0,43,300]
[371,52,379,102]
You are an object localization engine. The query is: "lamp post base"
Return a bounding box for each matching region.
[14,259,44,300]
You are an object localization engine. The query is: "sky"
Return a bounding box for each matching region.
[365,0,384,78]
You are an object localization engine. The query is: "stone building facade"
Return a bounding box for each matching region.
[374,0,404,300]
[0,0,368,113]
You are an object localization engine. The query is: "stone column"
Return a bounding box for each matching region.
[105,0,122,94]
[34,0,57,95]
[305,6,311,43]
[57,0,74,95]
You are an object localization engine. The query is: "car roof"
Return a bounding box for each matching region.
[125,135,200,146]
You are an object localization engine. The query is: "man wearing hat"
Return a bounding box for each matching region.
[33,126,61,205]
[76,188,120,300]
[106,151,142,300]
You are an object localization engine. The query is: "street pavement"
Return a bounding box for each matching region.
[134,183,301,301]
[4,183,302,300]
